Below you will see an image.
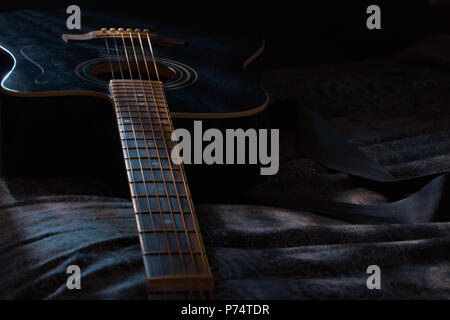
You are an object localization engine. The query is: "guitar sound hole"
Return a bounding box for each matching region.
[90,61,176,82]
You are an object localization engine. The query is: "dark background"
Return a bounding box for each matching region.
[0,0,431,67]
[0,0,442,201]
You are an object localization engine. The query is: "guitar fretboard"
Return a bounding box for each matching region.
[110,79,213,296]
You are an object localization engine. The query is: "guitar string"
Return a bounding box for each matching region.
[135,32,197,272]
[127,32,191,280]
[144,32,208,299]
[145,32,212,299]
[133,32,203,300]
[109,34,166,284]
[106,30,210,299]
[135,32,199,299]
[118,32,177,283]
[112,32,190,299]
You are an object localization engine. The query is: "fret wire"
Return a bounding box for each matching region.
[119,82,207,277]
[120,67,178,279]
[115,101,166,106]
[132,195,188,199]
[139,228,196,233]
[113,90,165,94]
[139,91,197,277]
[143,35,209,280]
[106,36,171,277]
[109,34,213,296]
[127,169,183,183]
[147,32,212,298]
[126,155,170,160]
[120,131,173,141]
[129,33,189,277]
[118,118,170,125]
[115,33,171,277]
[145,32,211,281]
[143,250,203,256]
[113,89,166,94]
[121,129,172,135]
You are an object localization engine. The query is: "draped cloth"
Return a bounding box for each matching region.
[0,35,449,299]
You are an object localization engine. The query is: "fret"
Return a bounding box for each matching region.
[115,95,166,100]
[136,213,194,231]
[114,94,166,100]
[113,92,166,98]
[117,112,170,121]
[120,130,172,140]
[111,88,166,94]
[126,158,173,170]
[113,90,165,96]
[118,112,172,123]
[139,229,198,234]
[119,117,170,125]
[130,182,180,197]
[131,181,181,197]
[117,110,166,118]
[132,199,191,216]
[127,169,153,182]
[136,212,163,229]
[141,232,167,253]
[118,117,170,126]
[111,79,213,295]
[113,92,165,98]
[133,196,160,212]
[131,192,190,213]
[132,194,190,207]
[127,169,183,182]
[142,250,203,256]
[122,139,169,148]
[124,148,159,158]
[115,101,167,107]
[119,123,171,132]
[111,84,164,90]
[115,96,166,102]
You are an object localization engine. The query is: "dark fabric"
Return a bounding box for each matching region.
[245,35,450,224]
[0,190,448,299]
[1,35,450,299]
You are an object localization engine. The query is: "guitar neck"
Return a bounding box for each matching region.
[110,79,213,298]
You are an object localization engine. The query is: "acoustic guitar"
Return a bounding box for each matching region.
[0,11,268,298]
[0,9,268,298]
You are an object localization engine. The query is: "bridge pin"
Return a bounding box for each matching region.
[126,28,133,32]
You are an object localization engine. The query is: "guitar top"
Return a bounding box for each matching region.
[0,9,268,118]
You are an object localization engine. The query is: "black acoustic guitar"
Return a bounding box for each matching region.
[0,9,268,298]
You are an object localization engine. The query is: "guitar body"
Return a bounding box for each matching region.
[0,9,268,199]
[0,9,267,117]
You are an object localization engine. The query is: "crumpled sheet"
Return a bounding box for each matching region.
[0,188,448,299]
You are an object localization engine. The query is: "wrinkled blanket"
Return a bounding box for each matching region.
[0,188,448,299]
